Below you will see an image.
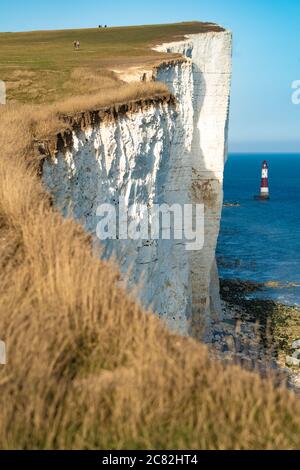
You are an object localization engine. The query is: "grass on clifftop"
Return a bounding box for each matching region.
[0,22,223,104]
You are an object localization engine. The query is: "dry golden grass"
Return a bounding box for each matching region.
[0,102,300,450]
[0,81,169,145]
[49,81,169,117]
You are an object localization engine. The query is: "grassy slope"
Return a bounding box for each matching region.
[1,103,300,450]
[0,22,222,103]
[1,23,300,449]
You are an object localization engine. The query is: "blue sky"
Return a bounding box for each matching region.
[1,0,300,152]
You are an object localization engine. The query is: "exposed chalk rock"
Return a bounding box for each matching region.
[43,30,232,339]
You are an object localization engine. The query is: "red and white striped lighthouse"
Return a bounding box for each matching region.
[255,160,270,200]
[260,160,269,197]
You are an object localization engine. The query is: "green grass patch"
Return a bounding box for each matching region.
[0,22,223,103]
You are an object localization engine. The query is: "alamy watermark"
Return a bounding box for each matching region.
[291,80,300,104]
[96,197,205,251]
[0,80,6,105]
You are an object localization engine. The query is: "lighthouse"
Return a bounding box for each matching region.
[254,160,270,200]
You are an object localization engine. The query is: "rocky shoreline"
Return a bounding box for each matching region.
[210,278,300,392]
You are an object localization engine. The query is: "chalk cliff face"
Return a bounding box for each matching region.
[43,30,232,339]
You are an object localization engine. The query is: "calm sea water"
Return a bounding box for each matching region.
[217,153,300,306]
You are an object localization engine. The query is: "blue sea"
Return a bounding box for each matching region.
[217,153,300,306]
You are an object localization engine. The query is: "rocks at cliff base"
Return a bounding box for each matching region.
[286,340,300,368]
[292,349,300,359]
[292,340,300,349]
[214,278,300,392]
[286,356,300,367]
[223,202,240,207]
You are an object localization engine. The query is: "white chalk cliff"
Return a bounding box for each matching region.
[43,30,232,339]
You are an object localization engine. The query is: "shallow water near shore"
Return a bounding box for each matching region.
[217,153,300,306]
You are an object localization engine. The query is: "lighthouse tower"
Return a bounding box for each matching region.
[255,160,270,200]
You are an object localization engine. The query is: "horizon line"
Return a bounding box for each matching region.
[228,151,300,155]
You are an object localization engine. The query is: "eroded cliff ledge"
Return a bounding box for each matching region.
[42,29,232,340]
